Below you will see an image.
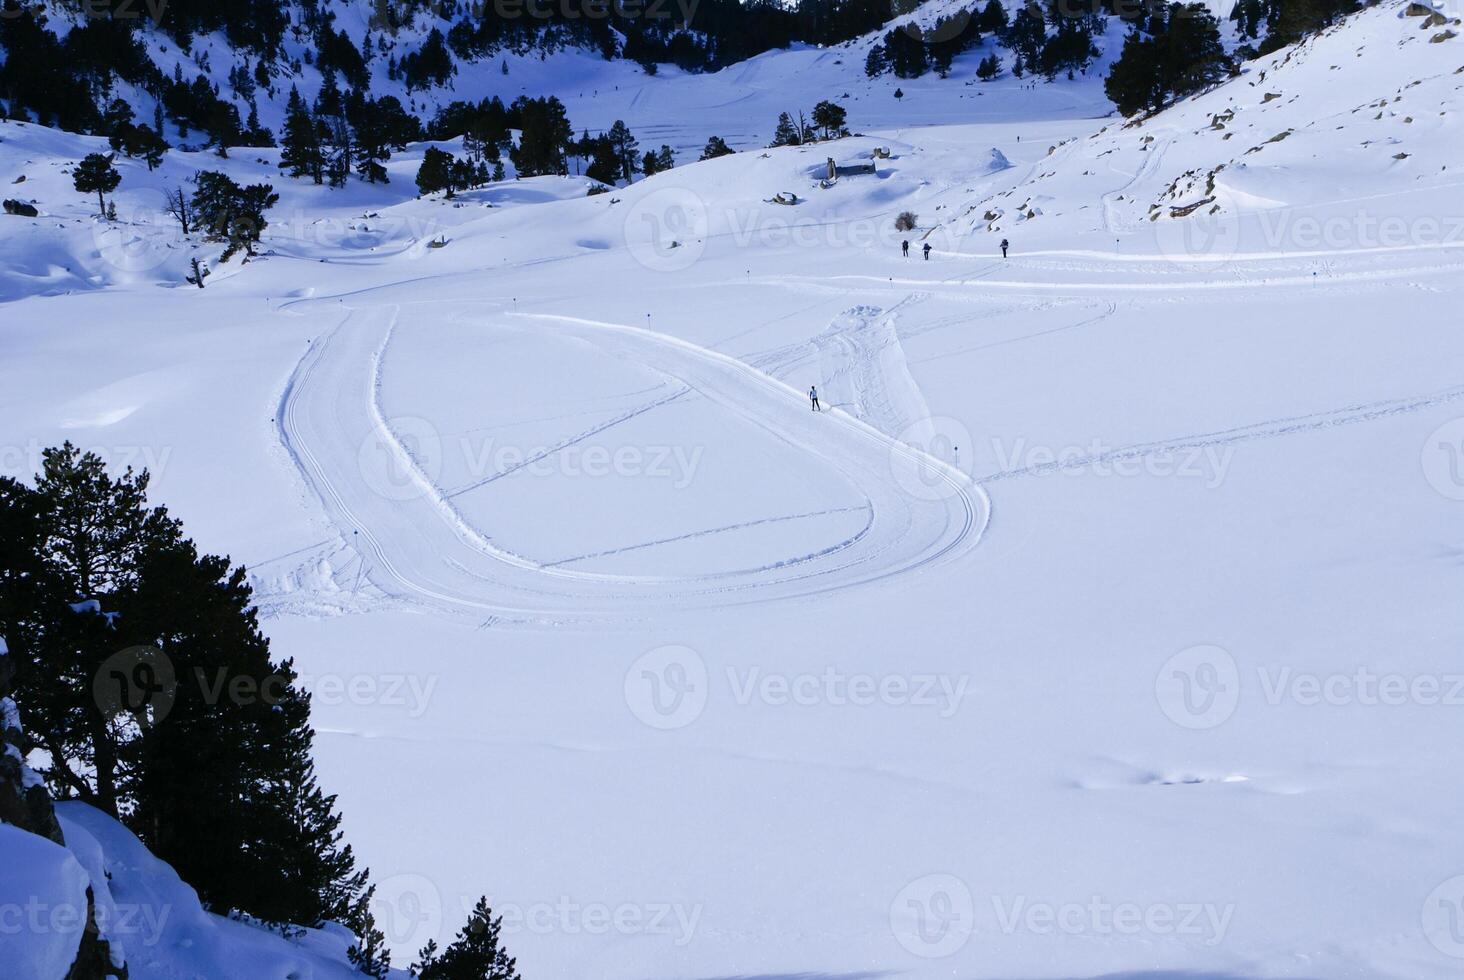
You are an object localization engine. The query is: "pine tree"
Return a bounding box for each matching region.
[191,171,279,261]
[244,671,368,926]
[699,135,735,160]
[73,153,120,217]
[811,100,848,140]
[606,119,639,182]
[1103,3,1232,115]
[413,896,521,980]
[346,884,392,978]
[416,146,456,196]
[322,114,353,188]
[979,0,1008,32]
[864,43,889,77]
[279,88,324,183]
[507,96,572,177]
[0,446,371,927]
[0,446,166,815]
[353,100,392,184]
[584,136,621,185]
[770,111,801,147]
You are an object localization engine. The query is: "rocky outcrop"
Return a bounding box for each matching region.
[0,643,63,844]
[0,639,125,979]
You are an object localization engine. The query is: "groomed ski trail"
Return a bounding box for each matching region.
[276,304,989,627]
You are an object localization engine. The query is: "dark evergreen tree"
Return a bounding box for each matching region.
[771,111,802,147]
[0,446,372,927]
[191,170,279,260]
[507,96,572,177]
[73,153,120,217]
[606,119,639,182]
[1104,3,1232,115]
[584,136,621,185]
[699,135,735,160]
[1262,0,1358,50]
[280,87,324,183]
[1002,3,1047,71]
[351,97,392,184]
[979,0,1009,33]
[884,28,929,78]
[240,105,274,148]
[110,123,168,170]
[245,673,369,925]
[347,883,391,978]
[810,100,848,140]
[864,43,889,77]
[412,896,521,980]
[322,114,353,188]
[1039,20,1097,79]
[402,28,454,91]
[416,146,457,196]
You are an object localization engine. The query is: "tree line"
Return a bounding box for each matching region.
[0,446,524,977]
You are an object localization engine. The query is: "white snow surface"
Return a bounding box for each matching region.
[3,1,1464,977]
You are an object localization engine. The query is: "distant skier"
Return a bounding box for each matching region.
[1000,238,1009,259]
[810,385,821,412]
[902,239,910,257]
[922,242,932,261]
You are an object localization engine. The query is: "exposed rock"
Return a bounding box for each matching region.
[0,640,124,979]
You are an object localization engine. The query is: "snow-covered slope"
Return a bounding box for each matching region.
[13,0,1123,154]
[0,803,409,978]
[4,1,1464,978]
[948,0,1464,251]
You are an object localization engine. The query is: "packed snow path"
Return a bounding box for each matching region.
[277,304,989,626]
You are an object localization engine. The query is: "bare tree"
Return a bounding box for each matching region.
[165,186,190,235]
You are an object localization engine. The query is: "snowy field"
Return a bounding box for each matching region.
[5,2,1464,976]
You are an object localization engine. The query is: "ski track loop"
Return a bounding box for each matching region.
[270,303,989,627]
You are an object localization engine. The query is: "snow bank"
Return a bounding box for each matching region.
[0,823,90,979]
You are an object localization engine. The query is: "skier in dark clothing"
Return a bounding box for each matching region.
[1000,239,1009,258]
[810,386,821,411]
[922,242,932,260]
[901,240,909,257]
